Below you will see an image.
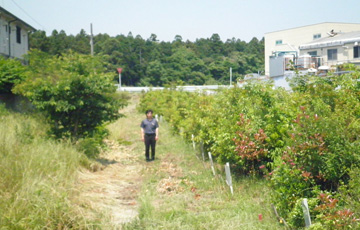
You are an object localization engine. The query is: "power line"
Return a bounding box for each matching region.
[10,0,46,31]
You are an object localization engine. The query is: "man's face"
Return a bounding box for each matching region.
[146,112,153,119]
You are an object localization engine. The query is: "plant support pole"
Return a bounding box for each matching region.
[230,67,232,86]
[302,198,311,228]
[208,152,216,176]
[200,141,205,161]
[225,162,233,195]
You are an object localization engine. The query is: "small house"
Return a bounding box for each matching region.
[0,6,36,59]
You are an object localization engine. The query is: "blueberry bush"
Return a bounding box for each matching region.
[139,65,360,228]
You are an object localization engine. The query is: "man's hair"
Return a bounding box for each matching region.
[145,109,153,114]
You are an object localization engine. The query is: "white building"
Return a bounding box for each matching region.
[299,31,360,67]
[265,22,360,77]
[0,6,36,59]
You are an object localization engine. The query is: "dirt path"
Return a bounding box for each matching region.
[77,95,144,228]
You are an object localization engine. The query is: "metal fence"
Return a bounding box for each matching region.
[115,85,233,93]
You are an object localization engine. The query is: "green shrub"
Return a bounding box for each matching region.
[339,167,360,215]
[0,56,26,94]
[233,113,269,174]
[270,71,360,226]
[75,124,110,158]
[0,103,8,115]
[287,198,319,228]
[270,155,320,219]
[14,50,126,139]
[313,193,359,229]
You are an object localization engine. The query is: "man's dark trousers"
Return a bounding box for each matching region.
[145,133,156,160]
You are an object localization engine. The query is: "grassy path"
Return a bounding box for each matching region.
[79,94,284,229]
[77,95,145,228]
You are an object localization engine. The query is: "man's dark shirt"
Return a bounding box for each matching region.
[141,118,159,134]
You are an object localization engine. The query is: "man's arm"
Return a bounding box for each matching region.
[141,128,145,142]
[155,127,159,141]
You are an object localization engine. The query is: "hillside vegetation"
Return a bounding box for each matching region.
[30,30,264,86]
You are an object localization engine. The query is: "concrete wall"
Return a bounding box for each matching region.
[265,23,360,75]
[0,18,9,55]
[0,16,29,59]
[0,94,33,112]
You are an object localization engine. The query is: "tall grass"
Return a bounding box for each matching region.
[0,107,92,229]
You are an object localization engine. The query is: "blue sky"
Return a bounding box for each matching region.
[1,0,360,42]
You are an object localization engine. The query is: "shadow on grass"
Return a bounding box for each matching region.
[96,158,118,166]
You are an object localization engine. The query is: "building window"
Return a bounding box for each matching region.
[308,51,317,56]
[327,49,337,61]
[313,33,321,40]
[275,40,283,45]
[354,46,360,58]
[16,26,21,44]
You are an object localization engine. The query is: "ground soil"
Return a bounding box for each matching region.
[78,143,142,226]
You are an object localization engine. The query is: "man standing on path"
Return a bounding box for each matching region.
[140,109,159,162]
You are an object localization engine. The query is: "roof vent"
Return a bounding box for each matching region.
[327,29,338,37]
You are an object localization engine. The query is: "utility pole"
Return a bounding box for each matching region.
[90,23,94,56]
[230,67,232,86]
[117,68,123,90]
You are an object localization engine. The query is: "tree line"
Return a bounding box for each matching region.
[30,30,264,86]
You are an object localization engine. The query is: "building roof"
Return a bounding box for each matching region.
[265,22,360,35]
[299,31,360,50]
[0,6,36,32]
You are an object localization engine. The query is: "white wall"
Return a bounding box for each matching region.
[300,43,360,67]
[269,56,285,77]
[0,16,29,59]
[0,18,9,55]
[11,24,28,58]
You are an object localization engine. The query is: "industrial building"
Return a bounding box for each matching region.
[265,22,360,77]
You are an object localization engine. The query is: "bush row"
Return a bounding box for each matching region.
[138,66,360,229]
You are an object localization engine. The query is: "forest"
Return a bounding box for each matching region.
[29,29,264,86]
